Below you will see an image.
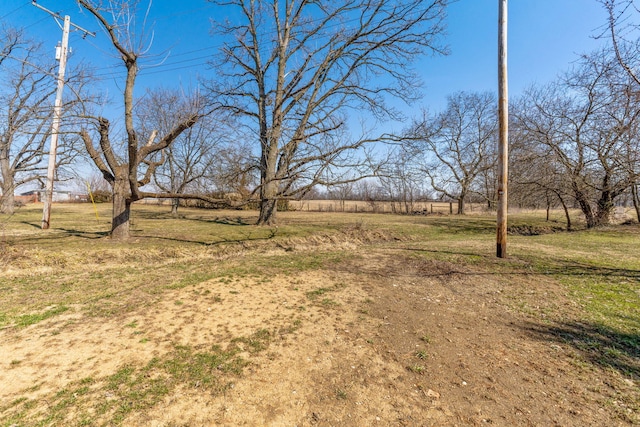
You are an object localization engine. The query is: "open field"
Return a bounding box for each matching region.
[0,203,639,426]
[289,200,470,214]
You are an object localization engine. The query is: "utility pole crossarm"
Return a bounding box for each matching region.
[31,1,96,38]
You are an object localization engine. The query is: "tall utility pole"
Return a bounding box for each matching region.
[497,0,509,258]
[32,1,94,230]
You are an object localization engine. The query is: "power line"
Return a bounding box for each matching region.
[0,2,29,20]
[23,15,51,31]
[14,3,442,84]
[65,4,398,79]
[152,4,217,22]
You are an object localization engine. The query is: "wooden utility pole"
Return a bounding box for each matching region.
[41,14,69,230]
[497,0,509,257]
[33,1,94,229]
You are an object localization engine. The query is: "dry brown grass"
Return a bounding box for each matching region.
[0,203,638,426]
[289,199,488,214]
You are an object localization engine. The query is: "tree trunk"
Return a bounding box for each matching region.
[557,194,572,231]
[111,176,131,240]
[593,190,614,227]
[0,156,14,215]
[171,197,179,216]
[457,196,465,215]
[258,197,278,225]
[257,172,279,225]
[257,136,279,225]
[545,192,551,222]
[631,183,640,223]
[0,183,15,215]
[573,183,596,228]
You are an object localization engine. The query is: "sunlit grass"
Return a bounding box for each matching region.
[1,203,638,423]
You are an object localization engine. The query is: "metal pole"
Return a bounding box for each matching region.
[41,15,70,229]
[497,0,509,257]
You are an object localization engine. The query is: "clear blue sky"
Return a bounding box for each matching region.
[1,0,609,115]
[420,0,607,110]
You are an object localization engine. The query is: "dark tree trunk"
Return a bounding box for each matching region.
[545,193,551,222]
[258,197,277,225]
[572,183,597,228]
[457,195,466,215]
[557,194,572,231]
[171,197,179,216]
[257,154,278,225]
[632,183,640,223]
[111,176,131,240]
[594,189,615,227]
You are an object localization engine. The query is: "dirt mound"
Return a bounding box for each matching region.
[508,224,565,235]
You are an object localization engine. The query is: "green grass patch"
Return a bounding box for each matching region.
[306,287,332,299]
[231,329,272,354]
[15,305,70,328]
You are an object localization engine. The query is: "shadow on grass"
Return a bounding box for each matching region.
[128,209,175,220]
[134,228,278,246]
[425,217,497,234]
[404,247,489,258]
[538,259,640,280]
[400,247,640,280]
[8,224,109,243]
[7,226,273,247]
[211,216,251,226]
[19,221,41,230]
[56,228,110,239]
[522,320,640,379]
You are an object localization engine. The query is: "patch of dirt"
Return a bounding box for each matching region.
[0,243,637,426]
[338,252,636,426]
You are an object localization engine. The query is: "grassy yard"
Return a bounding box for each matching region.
[0,203,638,425]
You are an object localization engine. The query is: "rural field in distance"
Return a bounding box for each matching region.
[0,203,638,426]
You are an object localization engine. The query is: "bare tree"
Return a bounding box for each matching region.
[327,181,355,212]
[208,140,258,199]
[208,0,447,225]
[85,172,112,202]
[514,50,640,228]
[601,0,640,85]
[509,118,575,229]
[0,27,82,214]
[407,91,498,214]
[600,0,640,221]
[77,0,208,239]
[0,24,20,66]
[136,88,226,216]
[377,145,425,214]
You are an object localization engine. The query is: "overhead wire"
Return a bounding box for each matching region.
[86,9,374,80]
[22,15,52,32]
[13,2,442,83]
[0,2,29,20]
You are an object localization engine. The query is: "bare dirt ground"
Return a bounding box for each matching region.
[1,233,637,426]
